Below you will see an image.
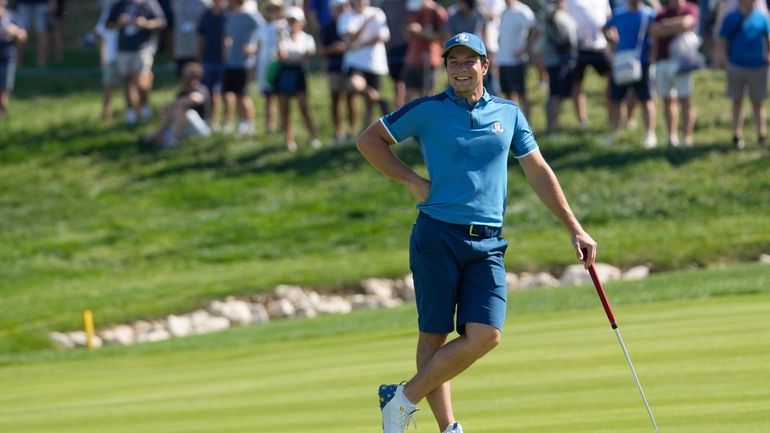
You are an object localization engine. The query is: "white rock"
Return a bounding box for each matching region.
[505,272,520,290]
[593,263,623,282]
[393,274,416,301]
[313,295,352,314]
[166,314,194,337]
[559,265,593,286]
[520,272,561,289]
[351,294,401,309]
[209,298,253,325]
[295,307,318,319]
[68,331,88,347]
[189,309,231,334]
[622,265,650,280]
[132,320,153,334]
[267,298,296,319]
[361,278,395,300]
[251,303,270,324]
[67,331,102,348]
[759,254,770,264]
[99,324,136,345]
[275,285,316,311]
[49,332,74,349]
[137,328,170,343]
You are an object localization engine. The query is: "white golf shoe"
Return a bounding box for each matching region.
[441,422,464,433]
[379,384,418,433]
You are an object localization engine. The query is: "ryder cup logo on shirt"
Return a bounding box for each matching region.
[491,122,504,134]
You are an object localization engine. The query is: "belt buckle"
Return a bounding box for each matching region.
[469,225,479,237]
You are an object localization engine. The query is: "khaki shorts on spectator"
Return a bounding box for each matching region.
[655,59,693,98]
[726,63,768,102]
[17,3,49,32]
[327,72,346,93]
[101,61,120,87]
[117,49,156,76]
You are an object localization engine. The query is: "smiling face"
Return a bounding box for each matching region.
[444,46,489,101]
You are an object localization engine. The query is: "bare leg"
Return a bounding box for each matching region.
[680,97,695,143]
[731,98,744,140]
[331,90,343,139]
[101,84,114,121]
[279,94,293,144]
[752,100,766,141]
[416,333,455,431]
[642,98,656,137]
[403,323,501,405]
[297,93,316,137]
[664,96,678,143]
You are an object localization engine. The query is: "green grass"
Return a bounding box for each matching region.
[1,58,769,355]
[1,265,769,432]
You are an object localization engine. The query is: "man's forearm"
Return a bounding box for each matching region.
[521,152,584,235]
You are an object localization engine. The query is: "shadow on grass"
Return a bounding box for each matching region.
[540,133,734,171]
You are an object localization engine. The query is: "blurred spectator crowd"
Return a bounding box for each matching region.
[1,0,769,151]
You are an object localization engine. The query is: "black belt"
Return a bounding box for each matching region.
[467,223,502,238]
[420,212,502,238]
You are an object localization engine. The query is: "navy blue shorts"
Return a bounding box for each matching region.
[609,63,652,102]
[499,64,528,96]
[409,212,509,335]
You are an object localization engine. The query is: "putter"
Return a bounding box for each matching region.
[586,262,660,433]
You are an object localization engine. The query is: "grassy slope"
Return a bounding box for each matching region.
[1,66,769,354]
[0,266,768,432]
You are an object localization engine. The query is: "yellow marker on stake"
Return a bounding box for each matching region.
[83,309,95,349]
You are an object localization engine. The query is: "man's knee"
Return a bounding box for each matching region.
[464,324,501,355]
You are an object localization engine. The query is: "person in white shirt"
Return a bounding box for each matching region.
[275,6,321,152]
[566,0,612,129]
[478,0,505,93]
[337,0,390,131]
[497,0,538,116]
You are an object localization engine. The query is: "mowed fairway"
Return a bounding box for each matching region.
[1,288,768,433]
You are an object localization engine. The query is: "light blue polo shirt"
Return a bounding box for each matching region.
[380,86,538,227]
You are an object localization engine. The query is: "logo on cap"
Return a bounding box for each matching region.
[458,33,469,42]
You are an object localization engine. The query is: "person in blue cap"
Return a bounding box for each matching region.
[357,32,597,433]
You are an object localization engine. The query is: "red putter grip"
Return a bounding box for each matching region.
[582,249,618,329]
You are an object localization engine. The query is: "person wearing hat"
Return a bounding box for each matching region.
[357,32,597,433]
[275,6,321,151]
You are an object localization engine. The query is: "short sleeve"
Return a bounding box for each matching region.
[380,98,426,143]
[511,109,538,158]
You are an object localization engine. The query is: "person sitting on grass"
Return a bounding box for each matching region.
[144,62,212,148]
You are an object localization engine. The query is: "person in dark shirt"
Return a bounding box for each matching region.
[320,0,353,144]
[198,0,228,130]
[106,0,167,125]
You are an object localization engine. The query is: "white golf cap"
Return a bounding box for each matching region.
[285,6,305,21]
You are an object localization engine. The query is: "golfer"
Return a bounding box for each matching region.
[357,32,597,433]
